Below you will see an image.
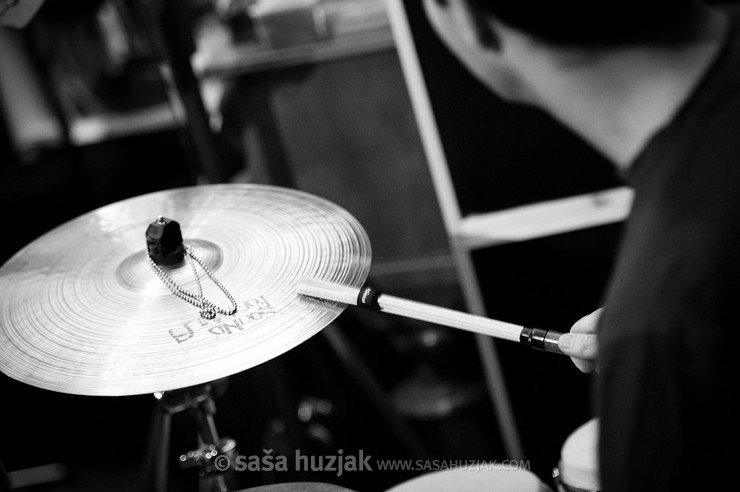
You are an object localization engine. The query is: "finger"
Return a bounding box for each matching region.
[558,333,598,359]
[559,333,598,374]
[570,308,603,334]
[572,357,596,374]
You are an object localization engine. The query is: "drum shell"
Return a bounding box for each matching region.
[554,418,600,492]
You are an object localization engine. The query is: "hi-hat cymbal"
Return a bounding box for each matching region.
[0,184,371,396]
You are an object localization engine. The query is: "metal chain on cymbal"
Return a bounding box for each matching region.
[147,245,238,320]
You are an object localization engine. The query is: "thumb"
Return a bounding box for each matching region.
[558,332,598,359]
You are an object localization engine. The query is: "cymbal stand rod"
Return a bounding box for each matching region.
[190,392,220,445]
[190,403,236,492]
[189,393,236,492]
[151,403,173,492]
[154,383,238,492]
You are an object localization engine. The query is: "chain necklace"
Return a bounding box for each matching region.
[147,245,238,320]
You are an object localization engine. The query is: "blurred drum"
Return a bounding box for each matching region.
[237,483,356,492]
[387,467,553,492]
[553,418,600,492]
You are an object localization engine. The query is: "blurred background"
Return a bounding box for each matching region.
[0,0,630,490]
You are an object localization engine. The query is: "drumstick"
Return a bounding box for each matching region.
[297,278,564,355]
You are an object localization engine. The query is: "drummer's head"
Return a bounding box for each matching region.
[422,0,697,102]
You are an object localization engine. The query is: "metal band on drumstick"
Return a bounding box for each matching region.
[297,278,564,355]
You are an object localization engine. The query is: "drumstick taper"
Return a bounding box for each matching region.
[297,278,564,355]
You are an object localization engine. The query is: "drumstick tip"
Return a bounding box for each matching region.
[296,277,360,305]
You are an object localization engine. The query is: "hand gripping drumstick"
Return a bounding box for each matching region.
[297,278,565,355]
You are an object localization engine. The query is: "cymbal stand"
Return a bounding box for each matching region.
[153,381,238,492]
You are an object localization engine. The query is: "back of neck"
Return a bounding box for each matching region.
[521,4,729,169]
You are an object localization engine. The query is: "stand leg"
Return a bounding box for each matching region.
[152,381,238,492]
[154,407,171,492]
[140,0,240,183]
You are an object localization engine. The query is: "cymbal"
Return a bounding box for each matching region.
[0,184,371,396]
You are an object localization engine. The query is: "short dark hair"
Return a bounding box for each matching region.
[470,0,697,46]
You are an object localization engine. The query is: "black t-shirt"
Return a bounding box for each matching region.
[597,8,740,492]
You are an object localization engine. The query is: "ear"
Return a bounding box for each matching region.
[463,0,501,49]
[424,0,501,53]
